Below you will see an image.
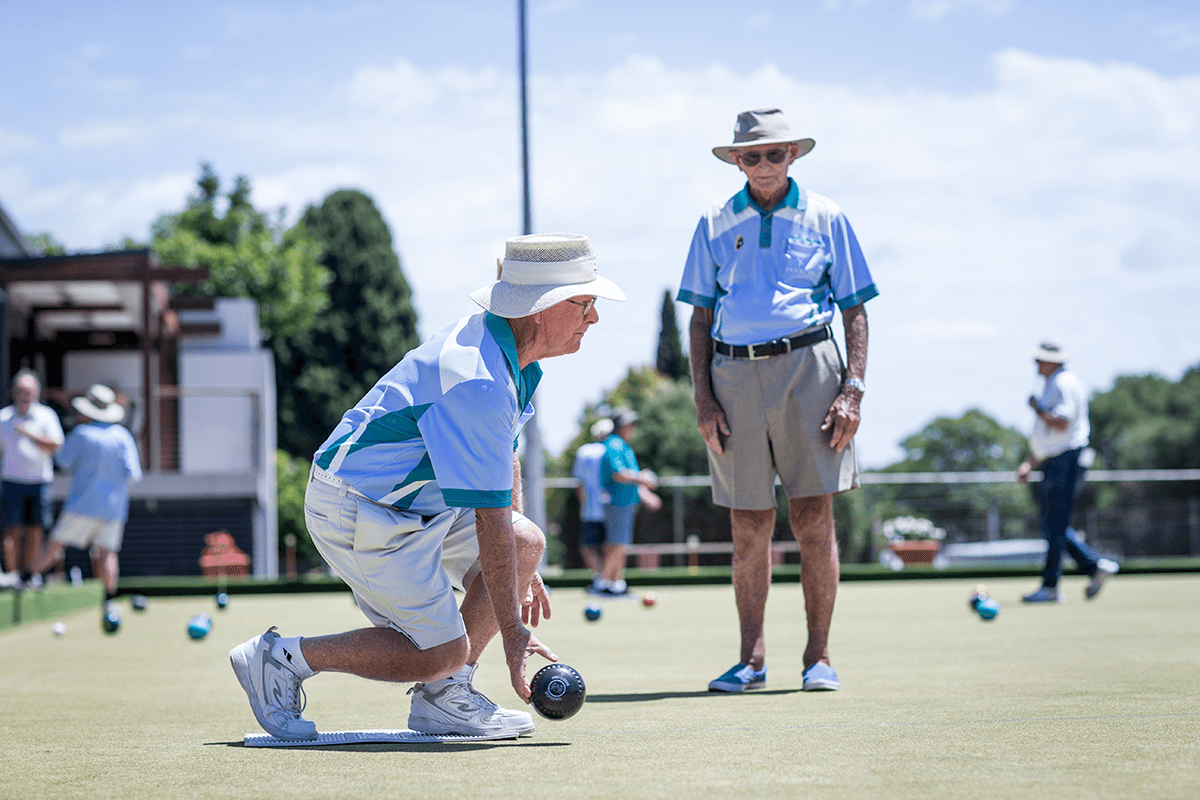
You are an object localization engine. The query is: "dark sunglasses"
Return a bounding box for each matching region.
[735,147,789,167]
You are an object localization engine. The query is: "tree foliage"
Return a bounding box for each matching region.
[26,232,68,255]
[1089,367,1200,470]
[150,163,329,342]
[273,189,421,458]
[655,291,688,381]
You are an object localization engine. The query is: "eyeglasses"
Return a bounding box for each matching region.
[566,297,597,314]
[734,147,790,167]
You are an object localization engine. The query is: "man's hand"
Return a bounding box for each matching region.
[821,389,861,453]
[500,622,558,703]
[695,394,730,455]
[1016,461,1033,485]
[522,572,552,627]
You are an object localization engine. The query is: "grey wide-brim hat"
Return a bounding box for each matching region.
[1032,341,1068,363]
[713,107,816,164]
[72,384,126,423]
[470,233,626,319]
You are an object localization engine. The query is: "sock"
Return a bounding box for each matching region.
[105,590,117,602]
[271,636,317,679]
[421,663,475,692]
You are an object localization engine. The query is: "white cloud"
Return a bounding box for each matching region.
[910,0,1013,22]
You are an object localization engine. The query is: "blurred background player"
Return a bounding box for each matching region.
[28,384,141,613]
[573,416,613,593]
[596,408,661,596]
[678,108,878,693]
[1017,341,1118,602]
[0,368,64,589]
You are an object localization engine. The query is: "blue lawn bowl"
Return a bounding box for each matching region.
[187,613,213,640]
[101,608,121,635]
[584,603,602,622]
[215,592,229,610]
[975,598,1000,621]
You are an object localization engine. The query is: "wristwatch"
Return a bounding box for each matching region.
[843,377,866,393]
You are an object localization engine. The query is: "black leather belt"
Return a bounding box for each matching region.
[714,325,831,360]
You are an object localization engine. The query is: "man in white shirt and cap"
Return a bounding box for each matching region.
[1017,341,1118,603]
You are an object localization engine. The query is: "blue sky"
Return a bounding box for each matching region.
[3,0,1198,466]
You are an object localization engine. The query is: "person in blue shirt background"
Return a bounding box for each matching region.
[573,416,613,592]
[29,384,141,611]
[596,408,661,596]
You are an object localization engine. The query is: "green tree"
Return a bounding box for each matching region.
[1085,365,1200,557]
[868,409,1035,544]
[274,189,422,458]
[26,232,67,255]
[655,290,688,381]
[150,163,329,342]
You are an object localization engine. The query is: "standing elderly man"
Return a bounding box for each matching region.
[231,233,624,741]
[0,368,64,588]
[677,108,878,693]
[1017,341,1117,603]
[28,384,141,611]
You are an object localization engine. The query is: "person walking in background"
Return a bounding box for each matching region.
[0,368,64,588]
[28,384,141,612]
[596,408,661,597]
[229,233,624,741]
[573,416,613,593]
[1018,341,1118,603]
[678,108,878,693]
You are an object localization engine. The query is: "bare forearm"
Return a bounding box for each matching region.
[475,506,523,634]
[842,303,868,383]
[511,452,522,515]
[688,310,716,406]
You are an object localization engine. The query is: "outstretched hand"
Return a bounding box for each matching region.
[522,572,552,627]
[501,624,557,703]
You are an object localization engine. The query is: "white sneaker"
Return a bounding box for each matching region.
[229,627,318,740]
[408,663,534,737]
[1085,559,1119,600]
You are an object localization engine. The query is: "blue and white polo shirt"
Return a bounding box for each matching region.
[314,312,542,515]
[677,178,879,345]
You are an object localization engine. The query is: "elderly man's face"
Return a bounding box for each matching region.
[733,142,798,203]
[541,294,599,358]
[13,376,38,412]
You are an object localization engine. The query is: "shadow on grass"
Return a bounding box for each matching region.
[587,689,800,703]
[208,740,569,752]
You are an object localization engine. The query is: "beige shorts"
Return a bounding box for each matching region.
[51,512,125,554]
[305,466,516,650]
[708,337,858,510]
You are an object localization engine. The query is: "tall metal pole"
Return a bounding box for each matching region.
[518,0,547,534]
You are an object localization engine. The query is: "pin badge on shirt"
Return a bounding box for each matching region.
[735,235,744,250]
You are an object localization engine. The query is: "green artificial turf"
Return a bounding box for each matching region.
[1,575,1197,799]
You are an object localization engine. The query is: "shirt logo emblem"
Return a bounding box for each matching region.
[735,235,744,250]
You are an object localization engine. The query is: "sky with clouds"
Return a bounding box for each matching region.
[2,0,1198,467]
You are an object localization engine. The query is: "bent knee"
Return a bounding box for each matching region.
[513,518,546,555]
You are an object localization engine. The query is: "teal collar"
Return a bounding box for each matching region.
[733,178,803,215]
[484,312,543,409]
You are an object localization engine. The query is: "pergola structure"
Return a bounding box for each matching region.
[0,249,211,469]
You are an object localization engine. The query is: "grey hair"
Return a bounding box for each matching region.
[12,367,42,391]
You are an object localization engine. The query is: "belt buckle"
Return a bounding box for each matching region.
[747,341,770,361]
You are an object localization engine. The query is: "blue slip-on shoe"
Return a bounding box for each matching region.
[802,662,840,692]
[708,663,766,693]
[1021,586,1064,603]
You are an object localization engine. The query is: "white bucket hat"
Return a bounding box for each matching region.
[1032,341,1068,364]
[72,384,126,423]
[470,233,625,319]
[713,107,816,164]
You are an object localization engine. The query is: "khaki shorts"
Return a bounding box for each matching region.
[708,337,858,510]
[51,512,125,554]
[305,466,511,650]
